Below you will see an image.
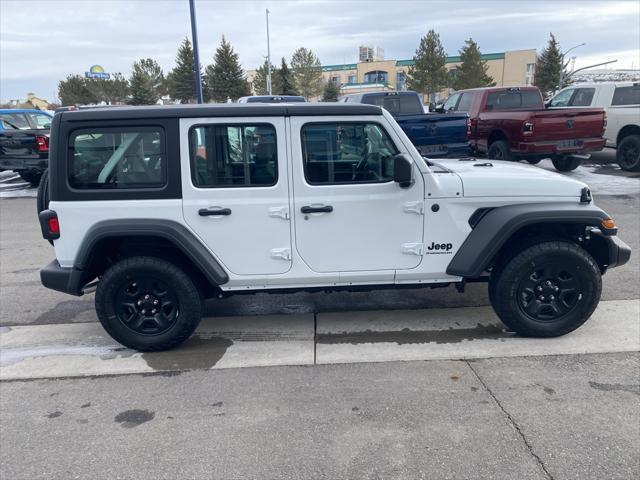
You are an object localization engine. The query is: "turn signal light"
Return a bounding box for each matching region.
[601,219,616,229]
[601,218,618,236]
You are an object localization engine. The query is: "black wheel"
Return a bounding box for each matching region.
[617,135,640,171]
[490,241,601,337]
[551,155,580,172]
[18,170,42,187]
[525,158,542,165]
[95,257,202,351]
[487,140,512,161]
[36,168,49,215]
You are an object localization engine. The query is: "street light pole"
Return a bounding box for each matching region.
[189,0,204,103]
[266,8,272,95]
[558,42,586,90]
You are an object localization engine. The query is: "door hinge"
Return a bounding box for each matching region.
[403,201,424,215]
[268,206,290,220]
[401,243,424,256]
[270,248,291,261]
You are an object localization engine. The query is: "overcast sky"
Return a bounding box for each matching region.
[1,0,639,102]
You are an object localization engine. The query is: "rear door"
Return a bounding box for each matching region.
[289,116,425,273]
[180,117,292,276]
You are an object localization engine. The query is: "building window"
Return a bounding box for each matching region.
[364,70,388,84]
[331,76,340,85]
[396,72,406,91]
[347,75,356,84]
[525,63,535,85]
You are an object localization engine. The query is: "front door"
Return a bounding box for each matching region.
[180,117,292,276]
[289,116,425,273]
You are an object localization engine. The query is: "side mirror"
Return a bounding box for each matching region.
[434,103,445,113]
[393,154,414,188]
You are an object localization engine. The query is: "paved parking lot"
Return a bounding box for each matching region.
[1,154,639,479]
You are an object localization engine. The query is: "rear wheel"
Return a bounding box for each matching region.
[95,256,203,351]
[490,241,601,337]
[36,168,49,215]
[487,140,512,161]
[18,170,42,187]
[616,135,640,171]
[551,155,580,172]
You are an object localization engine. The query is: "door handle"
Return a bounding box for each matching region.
[300,205,333,214]
[198,207,232,216]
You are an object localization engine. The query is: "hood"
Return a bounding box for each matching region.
[432,159,588,198]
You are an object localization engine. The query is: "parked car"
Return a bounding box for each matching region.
[0,109,52,185]
[238,95,306,103]
[548,82,640,171]
[438,86,606,171]
[37,103,629,351]
[341,91,470,158]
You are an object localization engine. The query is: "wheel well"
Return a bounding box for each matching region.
[82,235,218,298]
[488,129,508,147]
[491,222,611,273]
[617,125,640,145]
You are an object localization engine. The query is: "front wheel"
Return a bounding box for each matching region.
[551,155,580,172]
[95,256,203,351]
[616,135,640,171]
[489,241,601,337]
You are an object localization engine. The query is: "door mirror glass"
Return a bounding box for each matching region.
[393,154,413,187]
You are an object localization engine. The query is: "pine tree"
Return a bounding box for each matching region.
[290,47,323,100]
[451,38,495,90]
[251,60,272,95]
[534,33,568,95]
[321,81,340,102]
[57,75,97,106]
[128,59,165,105]
[204,36,250,103]
[275,58,297,95]
[84,74,129,105]
[407,29,448,102]
[167,38,198,103]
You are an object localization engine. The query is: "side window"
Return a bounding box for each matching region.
[455,93,473,112]
[549,89,575,107]
[0,113,30,130]
[28,113,52,129]
[442,93,460,111]
[301,122,398,185]
[570,88,595,106]
[189,124,277,187]
[612,86,640,106]
[69,127,165,189]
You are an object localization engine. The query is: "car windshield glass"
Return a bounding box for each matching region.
[0,113,30,130]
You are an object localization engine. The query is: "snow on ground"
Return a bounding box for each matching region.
[0,171,36,198]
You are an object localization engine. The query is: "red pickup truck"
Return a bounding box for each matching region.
[439,86,606,171]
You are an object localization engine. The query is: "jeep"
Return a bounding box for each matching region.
[38,103,631,351]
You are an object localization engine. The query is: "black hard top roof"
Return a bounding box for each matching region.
[59,103,382,122]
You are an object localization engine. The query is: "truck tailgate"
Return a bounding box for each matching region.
[396,113,469,146]
[530,108,604,141]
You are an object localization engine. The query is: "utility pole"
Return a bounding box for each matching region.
[266,8,272,95]
[559,42,585,90]
[189,0,204,103]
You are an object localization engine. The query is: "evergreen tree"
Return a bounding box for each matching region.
[84,73,129,104]
[451,38,495,90]
[204,36,250,103]
[167,38,198,103]
[251,60,272,95]
[57,75,97,105]
[290,47,323,100]
[275,57,297,95]
[534,33,569,95]
[321,80,340,102]
[406,29,448,102]
[128,59,165,105]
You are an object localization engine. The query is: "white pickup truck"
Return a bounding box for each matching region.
[549,82,640,171]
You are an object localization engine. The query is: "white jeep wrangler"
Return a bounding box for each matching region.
[38,103,631,351]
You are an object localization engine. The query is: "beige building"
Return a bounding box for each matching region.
[248,48,537,101]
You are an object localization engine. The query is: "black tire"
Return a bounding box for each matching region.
[95,256,203,351]
[525,158,542,165]
[551,155,580,172]
[616,135,640,171]
[487,140,512,161]
[18,170,42,187]
[489,241,601,337]
[36,168,49,215]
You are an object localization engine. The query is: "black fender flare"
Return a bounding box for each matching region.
[74,219,229,287]
[446,203,610,278]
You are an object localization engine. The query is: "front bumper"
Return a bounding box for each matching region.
[516,137,606,155]
[602,235,631,270]
[40,260,85,296]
